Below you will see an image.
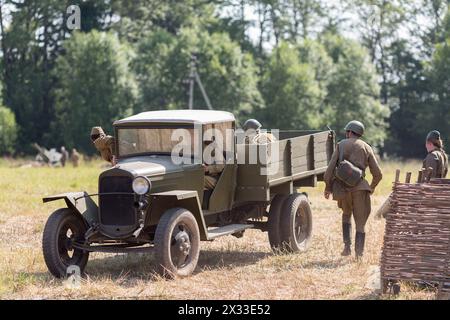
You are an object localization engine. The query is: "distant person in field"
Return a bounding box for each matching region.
[60,146,69,167]
[90,127,116,165]
[324,121,383,259]
[423,130,448,178]
[243,119,277,144]
[71,148,80,168]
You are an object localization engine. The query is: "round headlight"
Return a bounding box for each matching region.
[132,176,151,195]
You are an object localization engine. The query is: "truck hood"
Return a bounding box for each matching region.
[113,155,200,178]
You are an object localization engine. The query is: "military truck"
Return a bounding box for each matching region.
[42,110,335,278]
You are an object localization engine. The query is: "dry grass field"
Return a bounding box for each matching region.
[0,158,438,300]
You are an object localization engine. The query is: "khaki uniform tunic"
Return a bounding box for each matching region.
[204,164,226,190]
[422,149,448,179]
[324,138,383,232]
[245,132,277,144]
[93,135,115,164]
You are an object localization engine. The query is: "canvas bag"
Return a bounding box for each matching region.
[335,144,364,188]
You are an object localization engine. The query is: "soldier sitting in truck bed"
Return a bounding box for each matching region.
[243,119,276,144]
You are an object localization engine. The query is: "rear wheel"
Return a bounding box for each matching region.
[267,194,288,251]
[42,208,89,278]
[279,194,313,253]
[154,208,200,278]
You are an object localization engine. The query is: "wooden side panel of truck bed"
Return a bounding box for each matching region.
[235,130,335,203]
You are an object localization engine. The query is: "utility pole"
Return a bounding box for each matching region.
[186,54,213,110]
[188,55,195,110]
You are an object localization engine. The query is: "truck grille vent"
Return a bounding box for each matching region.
[99,176,135,226]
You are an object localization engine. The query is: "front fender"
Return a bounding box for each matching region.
[43,192,99,226]
[148,190,208,241]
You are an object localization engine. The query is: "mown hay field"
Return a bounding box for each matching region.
[0,159,437,300]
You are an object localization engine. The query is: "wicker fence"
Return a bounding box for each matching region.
[380,169,450,298]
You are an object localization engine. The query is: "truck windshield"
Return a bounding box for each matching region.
[117,127,196,157]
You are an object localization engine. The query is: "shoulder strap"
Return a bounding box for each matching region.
[339,143,344,163]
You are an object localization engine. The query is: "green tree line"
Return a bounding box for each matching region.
[0,0,448,157]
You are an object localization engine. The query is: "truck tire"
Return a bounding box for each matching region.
[154,208,200,279]
[42,208,89,278]
[267,194,288,251]
[279,193,313,253]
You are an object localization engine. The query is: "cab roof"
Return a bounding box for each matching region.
[114,110,236,126]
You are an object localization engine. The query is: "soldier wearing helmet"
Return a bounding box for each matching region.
[423,130,448,178]
[90,127,116,165]
[324,120,383,259]
[243,119,276,144]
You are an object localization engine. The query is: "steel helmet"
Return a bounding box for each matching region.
[344,120,365,136]
[243,119,262,131]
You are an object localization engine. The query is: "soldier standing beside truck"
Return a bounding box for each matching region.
[423,130,448,178]
[90,127,116,165]
[324,121,383,259]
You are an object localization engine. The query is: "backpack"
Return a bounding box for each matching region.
[335,144,364,188]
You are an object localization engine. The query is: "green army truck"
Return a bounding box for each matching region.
[42,110,335,278]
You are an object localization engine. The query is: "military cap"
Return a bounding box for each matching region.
[426,130,441,141]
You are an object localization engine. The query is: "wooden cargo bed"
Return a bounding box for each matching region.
[235,130,335,203]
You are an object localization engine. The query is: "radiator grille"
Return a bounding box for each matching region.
[99,176,135,226]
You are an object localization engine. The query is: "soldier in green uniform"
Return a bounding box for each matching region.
[324,121,383,258]
[423,130,448,178]
[243,119,276,144]
[90,127,116,165]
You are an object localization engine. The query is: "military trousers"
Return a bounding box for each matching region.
[338,190,371,233]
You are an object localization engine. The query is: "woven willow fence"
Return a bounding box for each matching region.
[380,169,450,298]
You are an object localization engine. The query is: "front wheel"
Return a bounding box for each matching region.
[154,208,200,278]
[279,193,313,253]
[42,208,89,278]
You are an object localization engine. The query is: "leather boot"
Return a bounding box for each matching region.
[341,222,351,256]
[355,232,366,259]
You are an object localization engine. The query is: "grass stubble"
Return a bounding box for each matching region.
[0,159,436,300]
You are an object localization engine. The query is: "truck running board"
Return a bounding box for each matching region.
[207,224,254,240]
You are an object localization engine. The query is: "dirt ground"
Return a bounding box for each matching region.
[0,160,437,299]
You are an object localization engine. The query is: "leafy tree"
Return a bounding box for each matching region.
[322,34,390,147]
[111,0,217,42]
[383,40,431,157]
[52,31,137,154]
[133,27,263,122]
[350,0,408,105]
[0,106,17,155]
[428,37,450,147]
[260,42,324,130]
[0,0,112,153]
